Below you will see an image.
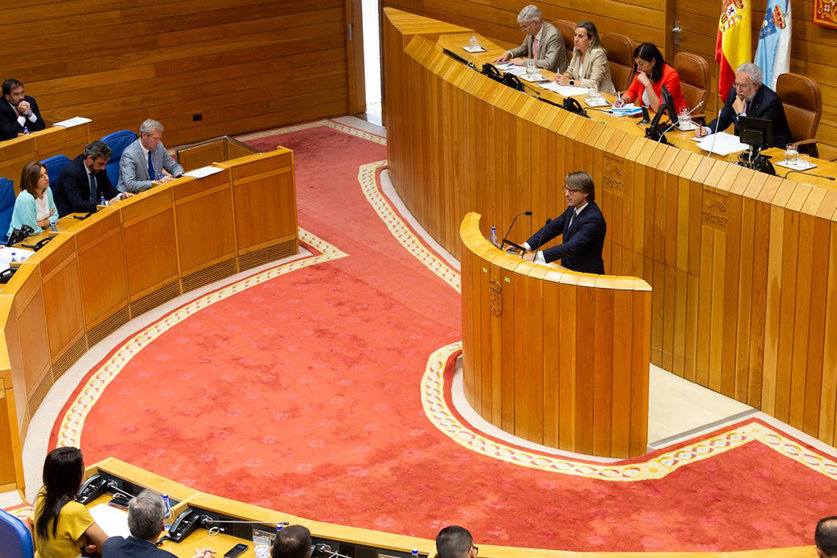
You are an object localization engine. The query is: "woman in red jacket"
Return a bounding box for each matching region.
[616,42,687,114]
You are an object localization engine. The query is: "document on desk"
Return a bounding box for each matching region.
[89,504,131,537]
[540,82,589,96]
[693,132,748,156]
[53,116,92,128]
[185,166,224,179]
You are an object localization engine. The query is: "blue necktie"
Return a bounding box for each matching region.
[147,150,154,180]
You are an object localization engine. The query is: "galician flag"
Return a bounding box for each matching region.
[715,0,752,97]
[754,0,791,89]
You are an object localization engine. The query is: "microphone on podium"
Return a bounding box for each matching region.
[525,217,552,260]
[501,210,532,249]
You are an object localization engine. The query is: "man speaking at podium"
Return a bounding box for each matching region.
[519,171,606,274]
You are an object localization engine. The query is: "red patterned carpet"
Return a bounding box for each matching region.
[51,121,837,552]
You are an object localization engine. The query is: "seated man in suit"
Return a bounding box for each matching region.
[271,525,311,558]
[118,119,185,193]
[436,526,478,558]
[695,62,792,148]
[0,79,46,140]
[102,489,214,558]
[519,170,606,274]
[53,140,133,217]
[492,4,568,73]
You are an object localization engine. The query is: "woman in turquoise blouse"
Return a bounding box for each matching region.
[7,161,57,237]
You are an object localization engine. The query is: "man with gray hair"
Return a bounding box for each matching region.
[695,62,791,147]
[102,488,215,558]
[53,140,134,217]
[492,4,567,73]
[118,119,185,193]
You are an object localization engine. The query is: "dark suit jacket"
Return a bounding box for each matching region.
[526,202,606,274]
[706,85,792,148]
[53,154,119,217]
[102,535,176,558]
[0,95,46,140]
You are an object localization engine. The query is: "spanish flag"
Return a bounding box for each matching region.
[715,0,752,97]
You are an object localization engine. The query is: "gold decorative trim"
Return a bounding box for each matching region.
[56,229,347,448]
[358,162,461,293]
[236,119,386,146]
[421,342,837,481]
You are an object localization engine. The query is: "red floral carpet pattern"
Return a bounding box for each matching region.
[51,120,837,552]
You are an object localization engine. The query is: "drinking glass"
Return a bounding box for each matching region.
[785,144,799,165]
[524,58,536,76]
[678,107,691,129]
[587,86,598,99]
[469,33,480,49]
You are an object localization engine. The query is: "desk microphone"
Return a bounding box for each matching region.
[782,168,835,181]
[501,210,532,249]
[525,217,552,259]
[73,211,95,220]
[312,543,352,558]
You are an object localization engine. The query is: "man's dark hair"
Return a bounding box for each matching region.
[83,140,113,162]
[816,516,837,557]
[271,525,311,558]
[633,42,665,83]
[3,79,23,96]
[435,525,473,558]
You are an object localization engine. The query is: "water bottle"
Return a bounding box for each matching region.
[162,494,172,530]
[23,125,29,134]
[489,226,498,247]
[411,550,419,558]
[49,215,58,233]
[10,251,17,263]
[99,195,107,206]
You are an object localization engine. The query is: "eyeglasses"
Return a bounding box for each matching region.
[733,81,752,89]
[471,545,479,556]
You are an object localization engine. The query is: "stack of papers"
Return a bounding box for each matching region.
[607,104,642,117]
[464,45,487,53]
[520,73,548,83]
[89,504,131,537]
[53,116,92,128]
[691,132,748,156]
[584,96,609,107]
[540,82,588,96]
[775,159,817,171]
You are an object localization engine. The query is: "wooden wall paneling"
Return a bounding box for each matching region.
[806,191,837,437]
[573,281,596,455]
[1,298,27,438]
[120,191,181,301]
[787,185,818,431]
[541,269,561,448]
[224,150,297,256]
[75,211,129,331]
[499,262,517,433]
[745,176,781,408]
[824,216,837,444]
[3,1,349,147]
[512,263,543,444]
[0,136,37,184]
[172,174,236,276]
[730,171,757,402]
[5,267,51,403]
[611,284,633,458]
[555,273,577,451]
[592,281,614,457]
[37,237,86,363]
[35,124,91,161]
[460,232,476,409]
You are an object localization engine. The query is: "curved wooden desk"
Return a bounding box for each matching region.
[383,8,837,451]
[0,123,92,184]
[460,212,651,458]
[79,458,815,558]
[0,147,298,492]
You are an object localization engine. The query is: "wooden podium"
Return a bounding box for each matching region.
[460,212,652,458]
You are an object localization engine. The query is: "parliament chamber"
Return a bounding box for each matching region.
[2,0,837,556]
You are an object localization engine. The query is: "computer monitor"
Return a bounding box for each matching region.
[739,116,774,150]
[647,85,677,130]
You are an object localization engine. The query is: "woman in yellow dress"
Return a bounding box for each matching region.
[33,447,109,558]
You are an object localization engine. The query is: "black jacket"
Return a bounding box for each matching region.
[0,95,46,140]
[53,154,119,217]
[526,202,606,274]
[705,85,792,148]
